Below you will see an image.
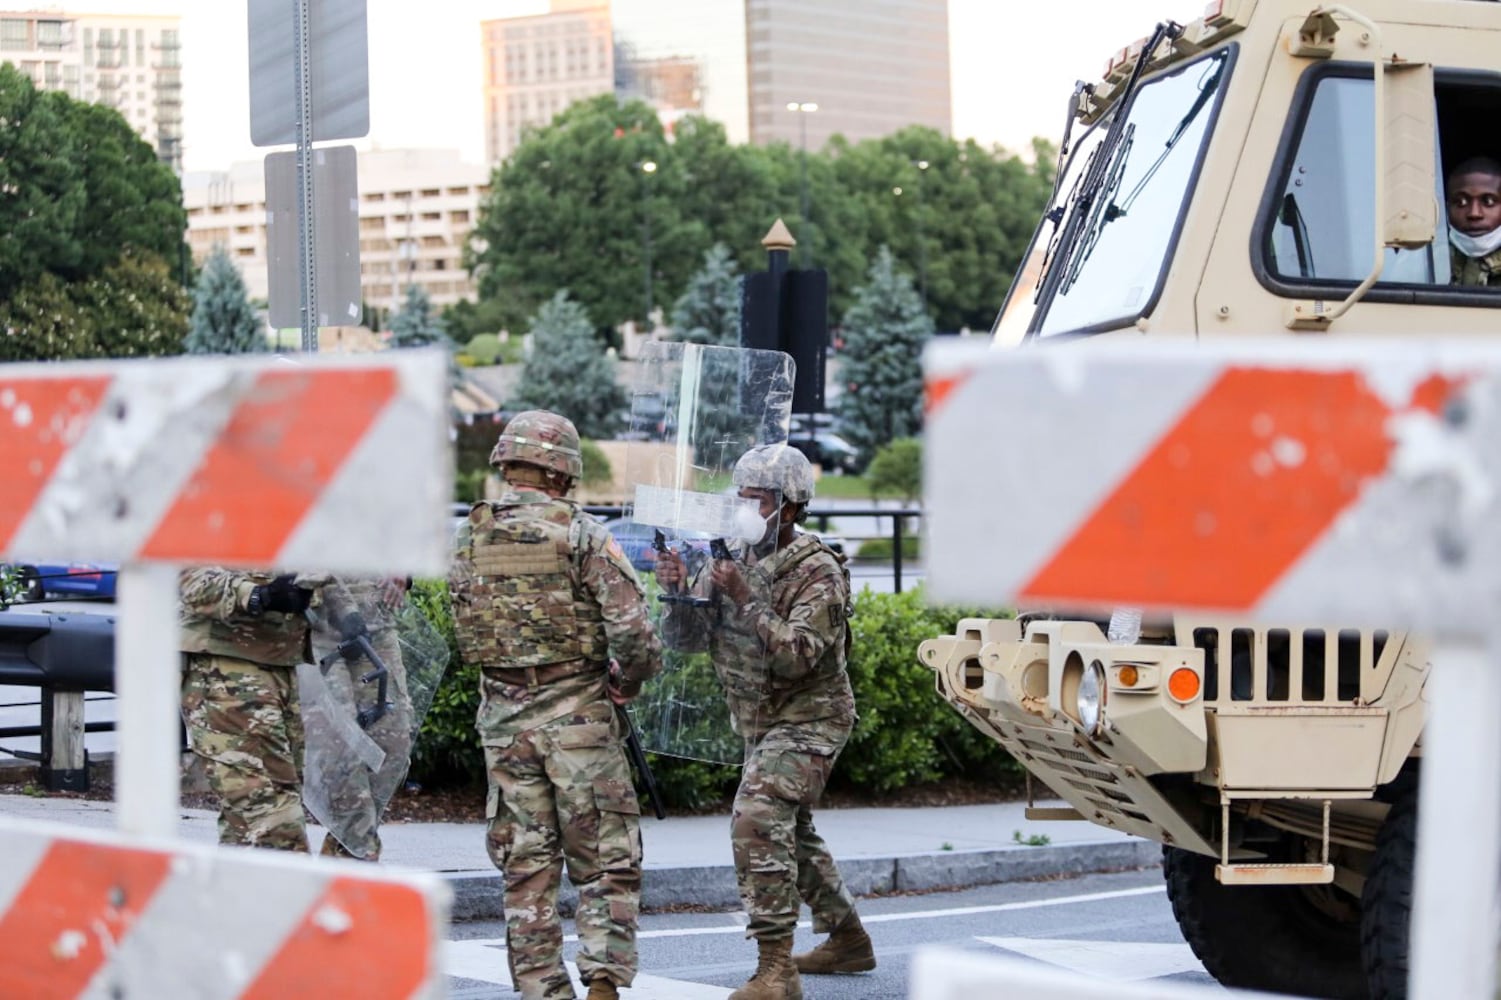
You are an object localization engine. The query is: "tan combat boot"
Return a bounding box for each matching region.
[585,979,619,1000]
[792,911,876,974]
[729,937,803,1000]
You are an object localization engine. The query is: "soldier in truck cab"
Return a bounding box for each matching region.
[1446,155,1501,287]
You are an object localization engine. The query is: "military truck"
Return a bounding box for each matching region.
[918,2,1501,997]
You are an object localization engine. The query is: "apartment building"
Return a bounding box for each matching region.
[481,0,615,165]
[183,148,491,313]
[0,8,183,171]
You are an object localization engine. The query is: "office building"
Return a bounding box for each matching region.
[183,148,491,314]
[481,0,615,164]
[744,0,951,148]
[0,8,183,171]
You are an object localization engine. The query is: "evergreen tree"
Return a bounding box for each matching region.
[668,243,741,346]
[185,246,265,354]
[508,291,626,440]
[389,283,447,348]
[835,247,933,459]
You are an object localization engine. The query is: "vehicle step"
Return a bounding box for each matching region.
[1024,806,1085,821]
[1216,862,1334,885]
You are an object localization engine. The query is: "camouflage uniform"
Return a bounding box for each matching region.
[451,474,662,1000]
[308,577,414,861]
[660,530,858,943]
[179,568,323,852]
[1451,244,1501,286]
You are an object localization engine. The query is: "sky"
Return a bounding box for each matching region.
[46,0,1189,173]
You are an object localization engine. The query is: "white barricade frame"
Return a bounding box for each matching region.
[919,338,1501,1000]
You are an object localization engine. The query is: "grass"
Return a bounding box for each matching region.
[811,474,879,500]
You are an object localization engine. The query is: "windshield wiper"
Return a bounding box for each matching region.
[1032,21,1182,316]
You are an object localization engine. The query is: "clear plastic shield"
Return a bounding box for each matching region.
[623,342,794,763]
[300,577,450,859]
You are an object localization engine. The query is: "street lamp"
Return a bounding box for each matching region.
[639,160,657,331]
[914,159,930,315]
[787,101,818,266]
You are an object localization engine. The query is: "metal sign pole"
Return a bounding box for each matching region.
[293,0,318,353]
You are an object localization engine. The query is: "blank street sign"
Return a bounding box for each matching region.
[248,0,370,147]
[265,145,362,330]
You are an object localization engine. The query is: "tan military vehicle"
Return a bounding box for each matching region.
[919,2,1501,997]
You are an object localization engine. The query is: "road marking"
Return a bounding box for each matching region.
[445,943,730,997]
[978,936,1204,981]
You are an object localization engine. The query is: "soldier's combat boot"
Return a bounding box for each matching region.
[792,911,876,974]
[585,979,619,1000]
[729,937,803,1000]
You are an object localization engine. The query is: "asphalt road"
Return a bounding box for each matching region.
[445,869,1215,999]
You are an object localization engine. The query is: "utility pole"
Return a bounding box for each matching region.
[787,101,818,267]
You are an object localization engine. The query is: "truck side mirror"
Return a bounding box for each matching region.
[1382,61,1437,250]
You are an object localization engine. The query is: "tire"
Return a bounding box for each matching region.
[1362,785,1416,1000]
[1164,844,1368,998]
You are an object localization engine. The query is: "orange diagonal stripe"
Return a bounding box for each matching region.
[1020,368,1443,611]
[0,840,171,999]
[241,875,434,1000]
[924,372,969,416]
[139,369,397,564]
[0,376,112,551]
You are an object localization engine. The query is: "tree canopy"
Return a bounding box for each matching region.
[668,243,741,346]
[507,291,627,439]
[0,64,189,358]
[835,247,932,458]
[185,247,265,354]
[464,99,1052,340]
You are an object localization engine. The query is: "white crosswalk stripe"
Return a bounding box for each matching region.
[445,939,732,998]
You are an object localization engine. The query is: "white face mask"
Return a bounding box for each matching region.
[1450,225,1501,259]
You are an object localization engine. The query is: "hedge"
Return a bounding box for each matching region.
[405,580,1019,808]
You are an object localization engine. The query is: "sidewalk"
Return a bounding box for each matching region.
[0,789,1159,922]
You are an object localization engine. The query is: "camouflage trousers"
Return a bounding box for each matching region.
[732,721,856,942]
[181,653,308,852]
[308,629,414,861]
[484,705,643,1000]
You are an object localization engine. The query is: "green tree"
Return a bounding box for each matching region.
[0,64,189,356]
[185,246,265,354]
[442,296,510,343]
[389,283,447,348]
[466,96,698,335]
[465,333,502,365]
[866,438,923,505]
[836,247,932,458]
[508,291,626,439]
[668,243,741,346]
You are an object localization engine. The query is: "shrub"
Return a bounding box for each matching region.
[579,439,613,491]
[467,333,502,365]
[408,579,1020,806]
[834,586,1019,793]
[855,536,920,562]
[866,438,922,504]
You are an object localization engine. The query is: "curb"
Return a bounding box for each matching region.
[442,838,1161,923]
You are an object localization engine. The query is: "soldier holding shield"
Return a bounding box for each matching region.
[654,445,875,1000]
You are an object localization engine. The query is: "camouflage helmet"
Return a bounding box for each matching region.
[489,409,583,480]
[732,445,815,505]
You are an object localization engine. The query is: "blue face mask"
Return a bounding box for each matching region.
[1451,225,1501,259]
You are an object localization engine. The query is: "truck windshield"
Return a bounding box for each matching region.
[1030,48,1232,337]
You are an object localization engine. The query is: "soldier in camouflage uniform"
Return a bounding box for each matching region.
[180,569,324,851]
[308,576,415,861]
[1447,156,1501,287]
[449,410,663,1000]
[655,446,875,1000]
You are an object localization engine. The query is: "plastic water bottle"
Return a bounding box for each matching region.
[1107,607,1143,645]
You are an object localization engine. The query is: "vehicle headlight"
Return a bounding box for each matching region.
[1077,659,1106,735]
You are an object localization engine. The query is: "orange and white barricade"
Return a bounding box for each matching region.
[919,338,1501,1000]
[0,350,452,998]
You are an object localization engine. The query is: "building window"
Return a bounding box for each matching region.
[0,19,28,51]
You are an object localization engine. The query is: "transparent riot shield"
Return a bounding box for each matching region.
[624,342,794,763]
[299,576,450,859]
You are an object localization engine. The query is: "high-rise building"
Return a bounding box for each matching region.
[480,0,950,162]
[0,9,183,171]
[744,0,951,148]
[481,0,615,165]
[182,149,491,314]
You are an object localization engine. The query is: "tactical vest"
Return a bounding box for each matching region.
[454,498,608,670]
